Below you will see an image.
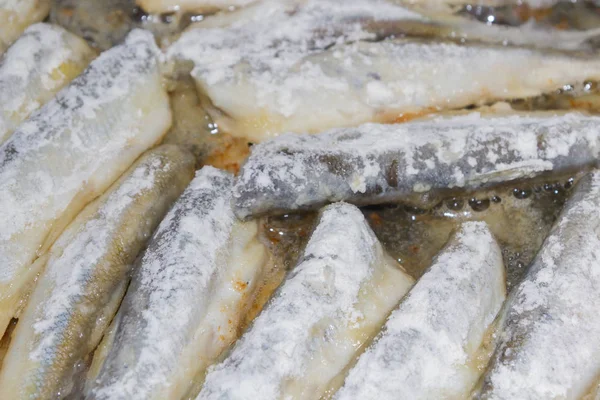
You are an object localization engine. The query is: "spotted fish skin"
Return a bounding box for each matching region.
[86,167,268,400]
[476,171,600,400]
[233,112,600,219]
[0,145,195,400]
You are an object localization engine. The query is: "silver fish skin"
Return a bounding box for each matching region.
[198,202,414,400]
[0,23,95,144]
[0,145,195,399]
[86,167,268,400]
[0,0,50,54]
[334,221,506,400]
[0,29,171,339]
[168,0,600,143]
[476,170,600,400]
[233,112,600,219]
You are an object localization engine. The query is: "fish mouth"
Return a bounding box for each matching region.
[1,0,600,399]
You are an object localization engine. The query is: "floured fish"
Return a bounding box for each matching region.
[0,0,50,54]
[0,29,171,339]
[168,0,600,142]
[136,0,258,14]
[334,221,506,400]
[86,167,268,400]
[233,112,600,219]
[0,23,95,144]
[0,145,195,400]
[476,171,600,399]
[198,203,414,400]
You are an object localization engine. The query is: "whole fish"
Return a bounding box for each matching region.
[86,167,268,400]
[198,203,414,400]
[233,112,600,219]
[0,23,95,144]
[0,145,195,399]
[0,0,50,54]
[168,0,600,142]
[334,221,506,400]
[0,29,171,339]
[476,171,600,399]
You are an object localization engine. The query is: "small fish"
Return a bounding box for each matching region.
[136,0,257,14]
[0,23,95,144]
[0,145,195,400]
[168,0,600,142]
[198,202,414,400]
[0,0,50,54]
[0,29,171,339]
[334,221,506,400]
[233,112,600,219]
[475,171,600,399]
[86,167,268,400]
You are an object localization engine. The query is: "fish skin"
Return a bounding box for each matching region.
[198,202,414,400]
[233,112,600,219]
[0,145,195,400]
[86,167,267,400]
[476,171,600,400]
[0,0,50,54]
[0,23,95,144]
[334,221,506,400]
[0,29,171,339]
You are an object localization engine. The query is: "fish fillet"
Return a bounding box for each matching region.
[0,0,50,54]
[0,145,195,399]
[476,171,600,399]
[335,221,506,400]
[0,29,171,339]
[86,167,268,400]
[168,0,600,142]
[233,112,600,219]
[0,23,94,144]
[198,202,414,400]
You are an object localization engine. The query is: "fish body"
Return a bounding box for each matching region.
[0,29,171,338]
[0,145,195,399]
[0,0,50,54]
[168,0,600,142]
[476,171,600,399]
[0,23,95,144]
[335,221,506,400]
[233,112,600,219]
[86,167,268,400]
[198,202,414,400]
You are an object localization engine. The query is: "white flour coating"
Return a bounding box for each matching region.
[136,0,257,13]
[0,145,194,399]
[400,0,563,10]
[233,112,600,218]
[335,221,506,400]
[478,171,600,400]
[88,168,239,400]
[0,0,50,53]
[168,0,600,141]
[0,23,93,143]
[199,203,413,400]
[0,29,171,341]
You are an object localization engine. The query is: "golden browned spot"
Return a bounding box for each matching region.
[232,279,248,292]
[204,136,250,175]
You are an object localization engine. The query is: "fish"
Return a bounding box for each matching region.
[167,0,600,142]
[0,29,171,339]
[233,112,600,219]
[475,170,600,399]
[0,0,50,54]
[135,0,258,14]
[0,23,95,144]
[198,202,414,400]
[0,145,195,400]
[334,221,506,400]
[85,167,268,400]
